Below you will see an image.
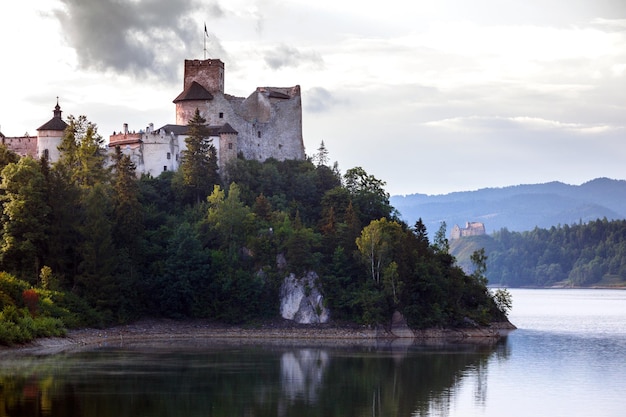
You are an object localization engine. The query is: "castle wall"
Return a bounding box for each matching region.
[2,136,38,158]
[140,139,179,177]
[218,133,237,165]
[179,86,304,164]
[231,87,305,162]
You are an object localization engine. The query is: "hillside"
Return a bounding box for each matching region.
[449,218,626,288]
[391,178,626,234]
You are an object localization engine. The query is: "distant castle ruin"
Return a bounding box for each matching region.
[1,58,306,176]
[450,222,486,240]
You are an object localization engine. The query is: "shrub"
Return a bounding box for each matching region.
[22,289,39,316]
[0,272,29,306]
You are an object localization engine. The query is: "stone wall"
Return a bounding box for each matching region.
[1,136,38,158]
[183,59,224,95]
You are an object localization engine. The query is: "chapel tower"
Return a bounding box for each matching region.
[37,99,68,162]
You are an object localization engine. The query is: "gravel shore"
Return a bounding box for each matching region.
[6,318,515,355]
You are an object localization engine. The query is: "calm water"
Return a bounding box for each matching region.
[1,289,625,416]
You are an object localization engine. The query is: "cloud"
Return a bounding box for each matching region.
[263,44,324,70]
[53,0,226,81]
[304,87,347,113]
[423,116,620,135]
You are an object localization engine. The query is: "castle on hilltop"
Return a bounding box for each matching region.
[450,222,486,240]
[1,58,305,176]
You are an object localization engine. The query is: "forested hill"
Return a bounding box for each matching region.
[391,178,626,234]
[450,218,626,288]
[0,124,510,345]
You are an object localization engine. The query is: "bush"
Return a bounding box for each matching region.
[0,272,29,306]
[22,289,39,316]
[0,305,66,345]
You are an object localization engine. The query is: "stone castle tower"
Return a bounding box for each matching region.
[172,58,305,164]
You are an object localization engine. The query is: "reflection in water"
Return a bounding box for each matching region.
[280,349,329,403]
[0,340,506,417]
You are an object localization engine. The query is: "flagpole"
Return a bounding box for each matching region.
[203,22,207,59]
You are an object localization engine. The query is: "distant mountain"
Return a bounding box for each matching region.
[391,178,626,234]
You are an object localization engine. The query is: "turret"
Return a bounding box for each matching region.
[37,99,68,162]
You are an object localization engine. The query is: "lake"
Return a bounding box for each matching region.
[1,289,625,416]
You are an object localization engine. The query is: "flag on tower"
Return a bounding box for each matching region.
[204,23,208,37]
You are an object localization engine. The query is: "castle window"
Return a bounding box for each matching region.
[163,166,167,172]
[43,149,49,160]
[228,143,233,150]
[167,152,171,160]
[278,144,282,149]
[219,112,224,119]
[257,131,261,138]
[176,153,179,161]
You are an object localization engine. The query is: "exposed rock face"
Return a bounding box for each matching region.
[390,311,415,338]
[280,272,330,324]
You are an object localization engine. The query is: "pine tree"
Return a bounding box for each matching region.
[0,158,50,281]
[181,108,219,203]
[313,140,329,167]
[111,147,143,254]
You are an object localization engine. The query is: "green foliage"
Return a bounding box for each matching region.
[56,114,108,188]
[0,305,66,345]
[492,288,512,317]
[0,130,509,340]
[0,157,51,280]
[344,167,394,225]
[480,218,626,287]
[179,108,220,204]
[0,272,104,345]
[111,146,143,253]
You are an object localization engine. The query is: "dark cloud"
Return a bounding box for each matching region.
[54,0,226,82]
[263,44,323,70]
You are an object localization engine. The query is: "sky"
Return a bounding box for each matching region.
[1,0,625,196]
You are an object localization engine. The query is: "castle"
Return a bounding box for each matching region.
[1,58,306,176]
[0,100,68,162]
[450,222,486,240]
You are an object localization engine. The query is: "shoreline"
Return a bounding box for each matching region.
[5,318,516,355]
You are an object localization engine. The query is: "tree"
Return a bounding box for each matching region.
[56,115,108,189]
[43,156,83,286]
[412,218,430,256]
[206,183,254,258]
[76,183,117,314]
[355,218,403,284]
[492,288,512,317]
[180,108,219,203]
[158,222,211,318]
[383,261,403,305]
[0,144,19,175]
[344,167,393,224]
[111,147,143,253]
[0,158,50,281]
[433,221,450,255]
[470,248,488,286]
[313,140,330,167]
